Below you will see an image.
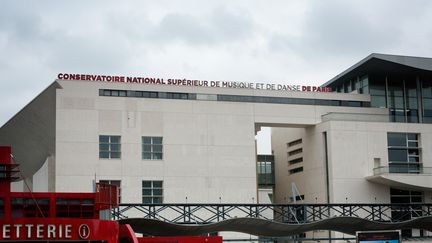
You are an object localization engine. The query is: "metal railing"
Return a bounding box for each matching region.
[373,165,432,175]
[112,203,432,224]
[322,112,390,123]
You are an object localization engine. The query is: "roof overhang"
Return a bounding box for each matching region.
[323,53,432,87]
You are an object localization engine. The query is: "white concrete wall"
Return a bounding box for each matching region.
[272,120,432,204]
[55,81,258,203]
[51,79,388,204]
[33,157,49,192]
[272,120,432,241]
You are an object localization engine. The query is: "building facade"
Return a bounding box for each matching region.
[272,54,432,238]
[1,53,432,240]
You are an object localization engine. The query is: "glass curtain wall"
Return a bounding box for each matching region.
[422,76,432,123]
[337,74,432,123]
[369,74,424,123]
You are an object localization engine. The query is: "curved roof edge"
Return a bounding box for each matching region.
[323,53,432,87]
[120,216,432,237]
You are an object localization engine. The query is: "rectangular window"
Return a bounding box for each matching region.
[142,180,163,203]
[142,137,163,160]
[99,135,121,159]
[289,157,303,165]
[390,188,423,237]
[167,92,189,99]
[387,133,420,173]
[288,148,302,156]
[287,139,302,147]
[99,180,121,203]
[257,155,275,186]
[258,161,273,174]
[289,167,303,174]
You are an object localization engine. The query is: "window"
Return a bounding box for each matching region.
[288,139,302,147]
[257,155,275,186]
[142,137,163,160]
[390,188,423,237]
[288,148,302,156]
[142,180,163,203]
[167,92,189,99]
[289,157,303,165]
[99,180,121,203]
[289,167,303,174]
[422,78,432,123]
[99,89,370,107]
[258,161,273,175]
[387,133,420,173]
[99,135,121,159]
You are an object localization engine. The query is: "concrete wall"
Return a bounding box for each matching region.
[55,81,258,203]
[272,120,432,204]
[0,82,58,190]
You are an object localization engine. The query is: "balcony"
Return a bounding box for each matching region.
[366,165,432,190]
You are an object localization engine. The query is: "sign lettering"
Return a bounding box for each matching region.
[2,223,74,239]
[57,73,332,92]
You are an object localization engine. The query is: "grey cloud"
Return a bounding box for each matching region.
[45,34,131,73]
[303,1,400,55]
[268,0,432,58]
[109,7,255,46]
[156,13,214,44]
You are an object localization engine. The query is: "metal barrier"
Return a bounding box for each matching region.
[112,203,432,224]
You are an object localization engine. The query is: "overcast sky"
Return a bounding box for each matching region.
[1,0,432,149]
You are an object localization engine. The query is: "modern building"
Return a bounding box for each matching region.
[272,53,432,238]
[1,53,432,241]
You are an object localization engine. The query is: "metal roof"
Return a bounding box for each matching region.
[323,53,432,87]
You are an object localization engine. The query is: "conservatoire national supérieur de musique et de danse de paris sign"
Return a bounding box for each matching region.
[57,73,332,92]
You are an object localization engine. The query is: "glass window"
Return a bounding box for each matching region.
[387,133,420,174]
[390,188,423,237]
[422,80,432,98]
[142,180,163,204]
[387,78,404,97]
[99,135,121,159]
[388,96,404,109]
[370,95,386,108]
[289,157,303,165]
[289,167,303,174]
[387,133,407,147]
[388,149,407,162]
[167,92,189,99]
[359,75,369,94]
[142,137,163,160]
[287,139,302,147]
[258,161,272,174]
[288,148,302,156]
[405,80,417,98]
[406,98,418,109]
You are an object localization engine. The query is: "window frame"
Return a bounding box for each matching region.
[142,136,163,160]
[99,135,121,159]
[387,133,421,173]
[142,180,163,204]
